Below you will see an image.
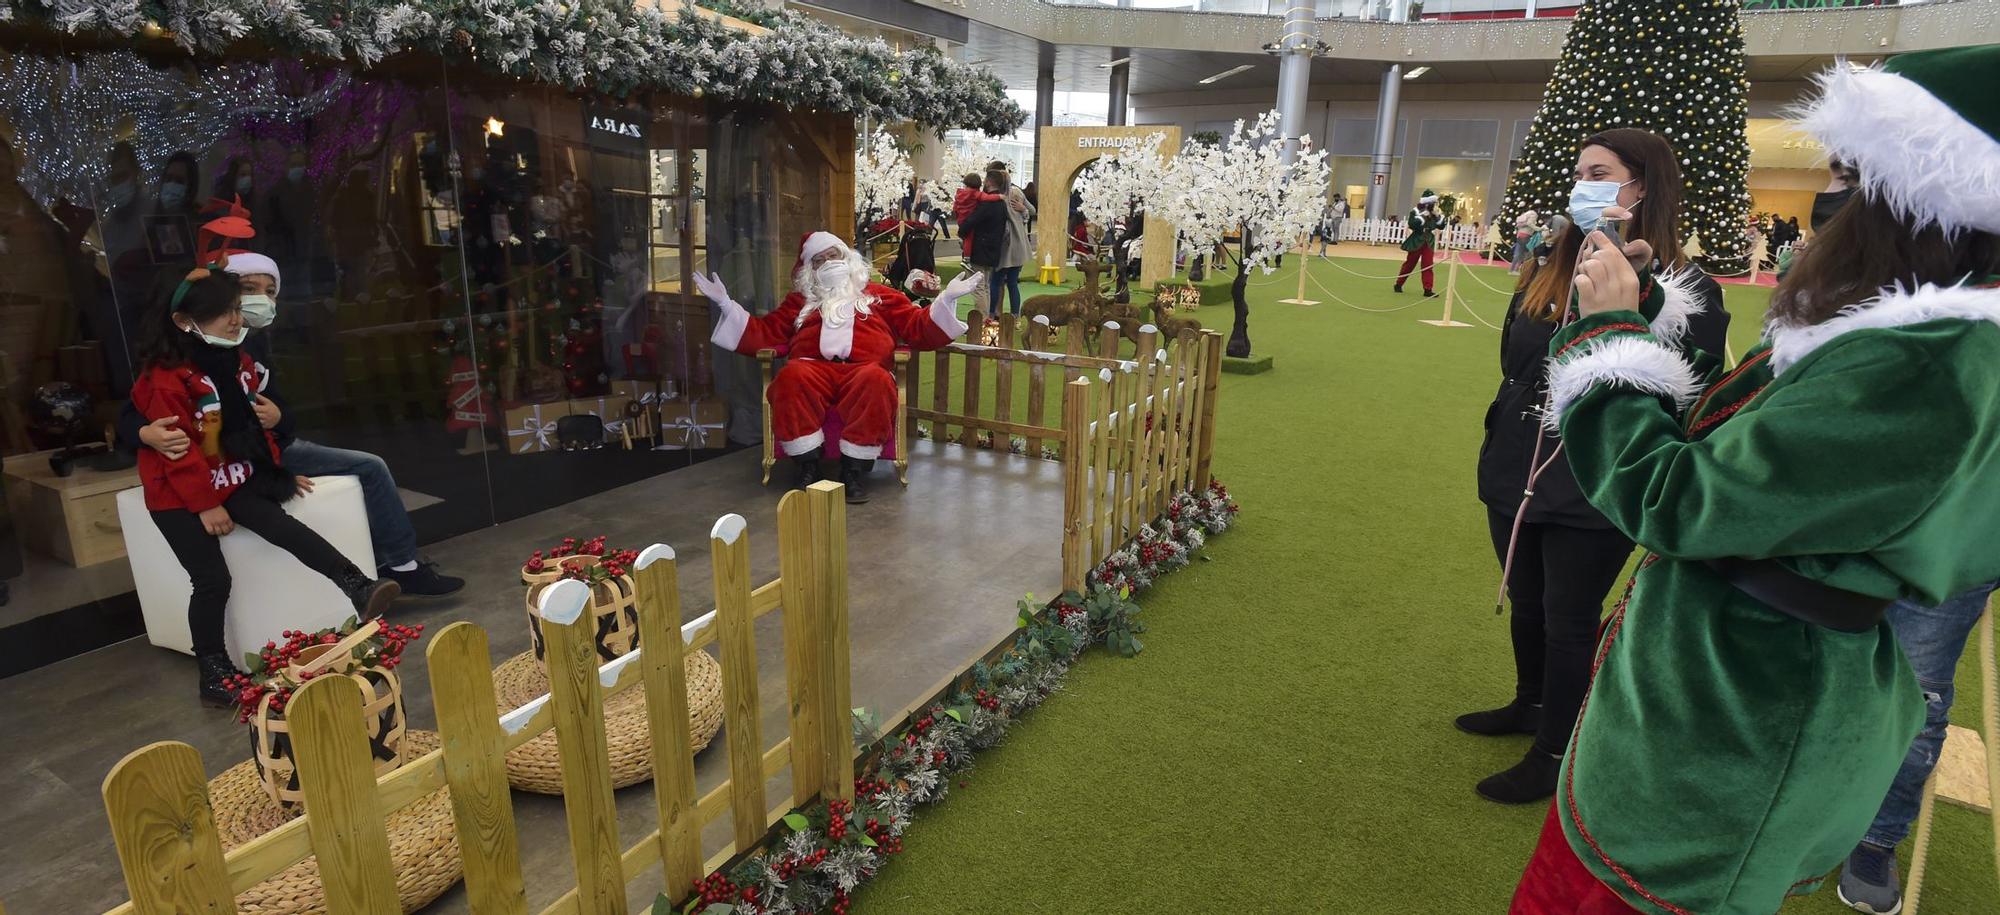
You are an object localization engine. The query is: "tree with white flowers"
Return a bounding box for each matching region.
[854,129,913,234]
[1154,111,1327,358]
[1074,135,1169,301]
[921,143,991,217]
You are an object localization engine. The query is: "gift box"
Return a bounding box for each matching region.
[568,392,636,445]
[654,398,728,450]
[504,400,570,453]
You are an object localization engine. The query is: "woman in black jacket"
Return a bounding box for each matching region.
[959,169,1011,281]
[1464,128,1730,804]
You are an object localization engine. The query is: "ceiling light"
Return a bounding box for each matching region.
[1402,66,1430,80]
[1098,57,1132,69]
[1198,64,1254,85]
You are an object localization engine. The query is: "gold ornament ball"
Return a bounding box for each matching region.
[142,20,164,38]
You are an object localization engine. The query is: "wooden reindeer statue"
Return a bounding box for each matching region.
[1024,257,1112,349]
[1147,299,1202,339]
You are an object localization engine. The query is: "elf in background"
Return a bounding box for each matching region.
[1393,189,1446,297]
[1509,45,2000,914]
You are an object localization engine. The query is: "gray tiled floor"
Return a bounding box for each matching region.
[0,440,1063,914]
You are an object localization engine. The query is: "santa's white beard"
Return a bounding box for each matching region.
[794,250,873,328]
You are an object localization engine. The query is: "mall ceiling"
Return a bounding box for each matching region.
[961,20,1847,97]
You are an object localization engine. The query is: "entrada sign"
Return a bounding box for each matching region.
[1077,136,1147,149]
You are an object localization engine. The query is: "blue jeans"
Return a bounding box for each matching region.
[1861,578,2000,848]
[280,439,418,569]
[988,265,1023,316]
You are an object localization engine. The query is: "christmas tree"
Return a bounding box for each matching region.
[1503,0,1753,274]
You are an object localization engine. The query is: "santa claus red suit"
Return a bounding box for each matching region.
[699,232,979,498]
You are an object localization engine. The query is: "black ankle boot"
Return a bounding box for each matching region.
[1455,699,1542,736]
[839,457,873,504]
[198,652,243,708]
[337,566,401,621]
[1476,748,1563,804]
[792,456,824,490]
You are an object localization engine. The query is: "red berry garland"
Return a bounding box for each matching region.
[223,622,426,723]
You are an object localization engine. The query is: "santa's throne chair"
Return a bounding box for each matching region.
[756,345,912,486]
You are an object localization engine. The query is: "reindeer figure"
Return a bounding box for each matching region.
[1147,299,1202,339]
[1022,258,1109,344]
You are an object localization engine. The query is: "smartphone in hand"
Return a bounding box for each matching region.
[1595,216,1627,252]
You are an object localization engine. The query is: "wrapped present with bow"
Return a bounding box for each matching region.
[503,400,570,453]
[654,397,727,451]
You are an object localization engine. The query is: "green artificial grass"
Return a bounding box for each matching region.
[861,254,1998,913]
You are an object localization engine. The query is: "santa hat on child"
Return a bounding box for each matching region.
[224,251,281,293]
[1792,44,2000,235]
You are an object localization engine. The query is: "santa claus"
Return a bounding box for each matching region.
[697,231,981,501]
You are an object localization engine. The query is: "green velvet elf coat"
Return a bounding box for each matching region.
[1401,208,1445,252]
[1543,276,2000,914]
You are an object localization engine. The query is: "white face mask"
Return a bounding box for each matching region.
[1568,178,1638,234]
[239,294,277,329]
[184,321,248,348]
[816,260,852,286]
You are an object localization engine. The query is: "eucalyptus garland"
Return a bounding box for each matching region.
[0,0,1027,135]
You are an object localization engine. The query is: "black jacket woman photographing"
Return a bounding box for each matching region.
[1465,128,1730,804]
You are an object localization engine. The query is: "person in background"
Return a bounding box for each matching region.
[970,167,1031,317]
[214,159,255,209]
[130,265,401,706]
[1466,128,1730,807]
[1512,209,1539,275]
[1329,197,1349,251]
[147,152,202,264]
[1509,46,2000,914]
[1393,189,1446,297]
[121,252,464,599]
[953,173,1001,298]
[1837,580,1998,914]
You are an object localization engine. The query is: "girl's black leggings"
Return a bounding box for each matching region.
[151,487,356,656]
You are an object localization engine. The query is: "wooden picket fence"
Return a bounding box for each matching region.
[98,482,856,915]
[910,311,1222,594]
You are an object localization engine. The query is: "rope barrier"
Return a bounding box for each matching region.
[1302,270,1427,313]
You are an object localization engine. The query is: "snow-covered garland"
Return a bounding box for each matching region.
[662,480,1239,915]
[1093,481,1239,593]
[0,0,1026,136]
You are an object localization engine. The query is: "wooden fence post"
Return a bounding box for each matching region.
[777,492,825,805]
[1097,321,1122,360]
[101,742,236,914]
[536,579,628,915]
[1091,369,1115,567]
[632,544,702,901]
[995,317,1015,445]
[1027,317,1051,459]
[1195,329,1224,490]
[962,336,984,447]
[1124,326,1159,538]
[427,623,530,915]
[287,675,401,915]
[931,348,952,446]
[711,513,768,850]
[807,481,855,801]
[1062,378,1091,594]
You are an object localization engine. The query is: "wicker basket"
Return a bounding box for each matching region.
[523,556,639,668]
[215,731,461,914]
[493,648,725,793]
[250,630,408,812]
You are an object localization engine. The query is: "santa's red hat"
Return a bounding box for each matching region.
[794,230,846,274]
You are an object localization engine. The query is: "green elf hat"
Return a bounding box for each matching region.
[1418,188,1439,204]
[1793,43,2000,235]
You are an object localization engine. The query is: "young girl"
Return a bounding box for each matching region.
[132,264,400,707]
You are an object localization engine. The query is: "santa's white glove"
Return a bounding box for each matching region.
[929,271,981,338]
[696,271,752,350]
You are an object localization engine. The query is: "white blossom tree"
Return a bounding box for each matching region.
[1154,111,1327,357]
[1073,135,1169,300]
[854,129,913,234]
[921,143,989,217]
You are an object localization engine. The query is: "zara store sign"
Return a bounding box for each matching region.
[585,105,647,153]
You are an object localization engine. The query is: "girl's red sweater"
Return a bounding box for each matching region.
[953,187,1002,257]
[131,353,281,512]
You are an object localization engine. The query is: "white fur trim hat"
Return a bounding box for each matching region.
[800,231,845,266]
[223,251,280,293]
[1791,45,2000,236]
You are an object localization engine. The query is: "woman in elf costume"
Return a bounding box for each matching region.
[1393,189,1447,296]
[1510,45,2000,915]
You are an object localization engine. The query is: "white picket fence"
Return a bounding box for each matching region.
[1335,218,1484,250]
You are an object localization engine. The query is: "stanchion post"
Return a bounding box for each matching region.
[1278,232,1317,306]
[1419,253,1472,328]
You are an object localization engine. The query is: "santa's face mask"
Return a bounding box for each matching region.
[816,259,853,286]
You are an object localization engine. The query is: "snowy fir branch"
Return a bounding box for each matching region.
[662,480,1239,915]
[0,0,1027,136]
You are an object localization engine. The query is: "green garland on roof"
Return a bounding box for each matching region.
[0,0,1027,135]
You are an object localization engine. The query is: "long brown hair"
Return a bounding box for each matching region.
[1521,128,1688,320]
[1768,191,2000,327]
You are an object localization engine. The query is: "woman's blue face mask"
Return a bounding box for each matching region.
[1568,178,1638,234]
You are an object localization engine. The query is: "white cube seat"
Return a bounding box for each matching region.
[117,475,377,660]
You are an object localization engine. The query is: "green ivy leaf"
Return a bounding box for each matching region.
[859,833,879,847]
[944,708,963,722]
[1130,635,1144,655]
[1016,612,1031,629]
[244,651,265,675]
[783,812,810,832]
[650,893,675,915]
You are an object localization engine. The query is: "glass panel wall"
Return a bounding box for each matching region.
[0,41,842,674]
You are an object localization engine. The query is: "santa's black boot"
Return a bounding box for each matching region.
[839,457,873,504]
[792,455,824,490]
